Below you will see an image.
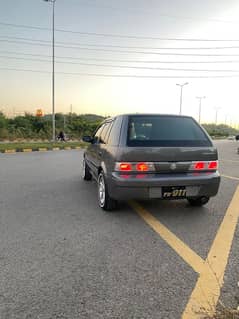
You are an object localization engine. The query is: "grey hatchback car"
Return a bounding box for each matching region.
[82,114,220,210]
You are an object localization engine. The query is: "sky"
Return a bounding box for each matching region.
[0,0,239,126]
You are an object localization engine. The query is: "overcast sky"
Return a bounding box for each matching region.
[1,0,239,125]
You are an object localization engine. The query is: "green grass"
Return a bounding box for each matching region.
[0,141,85,152]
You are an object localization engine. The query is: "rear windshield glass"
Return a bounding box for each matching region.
[127,115,211,147]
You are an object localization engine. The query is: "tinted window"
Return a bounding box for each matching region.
[100,122,112,144]
[127,115,211,147]
[104,121,113,143]
[108,116,122,146]
[93,124,104,144]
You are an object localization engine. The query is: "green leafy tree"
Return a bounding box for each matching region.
[202,123,239,137]
[0,112,8,139]
[0,112,106,140]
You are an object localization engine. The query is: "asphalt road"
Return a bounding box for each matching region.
[0,140,239,319]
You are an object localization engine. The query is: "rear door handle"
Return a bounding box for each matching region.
[98,151,102,156]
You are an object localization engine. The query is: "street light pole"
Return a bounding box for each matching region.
[44,0,56,141]
[225,114,229,125]
[70,104,73,124]
[215,107,220,125]
[196,96,206,124]
[176,82,188,115]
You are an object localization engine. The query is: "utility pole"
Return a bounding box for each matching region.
[176,82,188,115]
[43,0,56,141]
[196,96,206,124]
[225,114,229,125]
[215,107,220,125]
[70,104,73,124]
[63,115,66,132]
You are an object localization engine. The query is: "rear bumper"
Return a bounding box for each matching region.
[108,172,220,200]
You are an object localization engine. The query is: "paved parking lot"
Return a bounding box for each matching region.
[0,140,239,319]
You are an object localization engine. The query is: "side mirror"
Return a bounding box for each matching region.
[82,135,93,143]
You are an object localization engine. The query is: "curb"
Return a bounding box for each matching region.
[0,146,82,154]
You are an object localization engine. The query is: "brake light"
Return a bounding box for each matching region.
[119,163,132,171]
[136,162,149,171]
[115,162,155,172]
[194,162,205,170]
[191,160,218,171]
[208,161,218,170]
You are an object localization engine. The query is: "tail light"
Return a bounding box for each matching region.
[194,162,205,170]
[208,161,218,169]
[115,162,155,172]
[136,163,149,172]
[115,161,218,173]
[190,160,218,171]
[118,163,132,171]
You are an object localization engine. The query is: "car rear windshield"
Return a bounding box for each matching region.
[127,115,212,147]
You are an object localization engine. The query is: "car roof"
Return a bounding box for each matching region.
[101,114,194,125]
[116,113,194,119]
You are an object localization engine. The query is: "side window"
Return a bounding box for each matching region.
[99,122,112,144]
[104,121,113,143]
[108,117,122,146]
[93,125,104,144]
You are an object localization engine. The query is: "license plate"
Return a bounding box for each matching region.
[162,186,186,199]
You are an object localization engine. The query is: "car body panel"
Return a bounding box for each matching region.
[83,113,220,202]
[115,146,217,163]
[108,171,220,200]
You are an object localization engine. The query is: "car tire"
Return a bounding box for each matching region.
[187,196,210,206]
[82,159,92,181]
[98,172,117,211]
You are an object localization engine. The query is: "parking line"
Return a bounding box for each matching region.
[182,185,239,318]
[221,174,239,181]
[129,200,205,274]
[130,185,239,318]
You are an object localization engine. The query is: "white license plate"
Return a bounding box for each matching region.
[149,186,199,198]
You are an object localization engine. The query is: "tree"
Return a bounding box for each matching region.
[0,112,8,139]
[202,123,239,137]
[0,112,105,140]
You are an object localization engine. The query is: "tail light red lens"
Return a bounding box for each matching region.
[119,163,132,171]
[208,161,218,170]
[194,162,205,170]
[115,162,155,172]
[136,163,149,171]
[191,161,218,171]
